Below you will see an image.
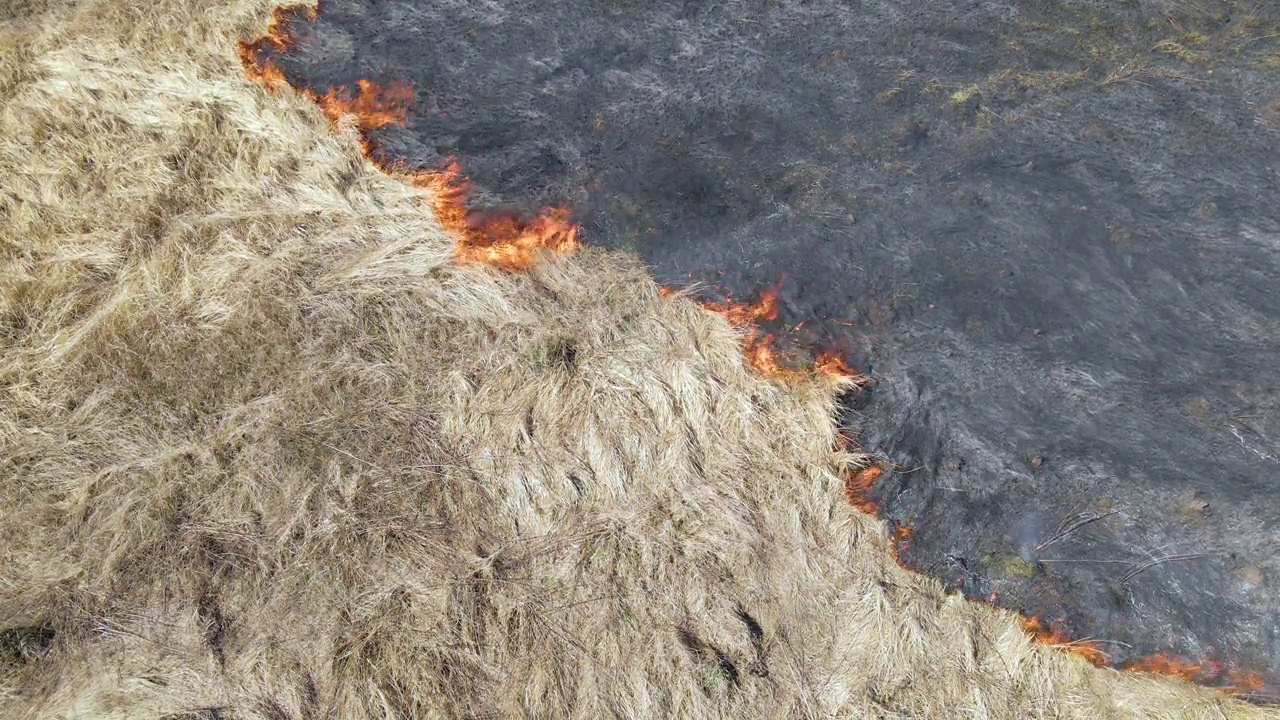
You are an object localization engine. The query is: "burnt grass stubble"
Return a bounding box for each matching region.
[269,0,1280,699]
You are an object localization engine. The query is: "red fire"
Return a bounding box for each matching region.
[843,465,882,514]
[407,160,578,270]
[1122,654,1265,694]
[1019,616,1107,666]
[684,284,863,382]
[238,5,577,271]
[240,6,1270,698]
[685,284,793,377]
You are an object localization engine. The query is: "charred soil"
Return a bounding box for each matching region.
[266,0,1280,697]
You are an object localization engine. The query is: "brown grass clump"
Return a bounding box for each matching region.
[0,1,1276,718]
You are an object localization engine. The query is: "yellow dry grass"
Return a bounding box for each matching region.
[0,0,1276,717]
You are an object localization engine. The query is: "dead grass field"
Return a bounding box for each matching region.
[1,0,1277,717]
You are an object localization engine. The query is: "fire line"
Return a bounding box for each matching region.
[238,3,1268,698]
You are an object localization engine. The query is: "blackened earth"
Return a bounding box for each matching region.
[269,0,1280,697]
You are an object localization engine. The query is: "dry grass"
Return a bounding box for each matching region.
[0,0,1277,718]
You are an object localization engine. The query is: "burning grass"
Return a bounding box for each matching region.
[1123,655,1267,697]
[663,282,863,383]
[413,159,580,271]
[0,0,1276,717]
[238,10,580,273]
[239,8,837,381]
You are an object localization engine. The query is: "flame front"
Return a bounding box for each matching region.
[241,9,845,371]
[238,4,316,87]
[689,284,862,382]
[1123,654,1265,694]
[844,465,882,514]
[688,285,793,377]
[410,160,579,270]
[1019,617,1107,666]
[703,285,779,326]
[814,350,856,381]
[238,6,578,271]
[239,7,1273,697]
[318,80,414,130]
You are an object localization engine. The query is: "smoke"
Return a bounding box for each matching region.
[1015,511,1043,562]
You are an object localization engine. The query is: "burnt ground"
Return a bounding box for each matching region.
[267,0,1280,697]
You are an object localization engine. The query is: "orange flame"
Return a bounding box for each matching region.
[1126,653,1210,680]
[241,10,847,360]
[686,285,806,378]
[814,350,857,381]
[843,465,882,514]
[408,160,579,270]
[702,287,862,383]
[660,285,861,381]
[1122,654,1266,694]
[243,11,1273,699]
[744,333,804,380]
[1019,616,1107,666]
[239,6,577,271]
[1016,621,1269,693]
[703,285,780,326]
[316,80,413,130]
[238,4,316,87]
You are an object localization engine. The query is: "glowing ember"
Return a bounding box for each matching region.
[888,523,916,564]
